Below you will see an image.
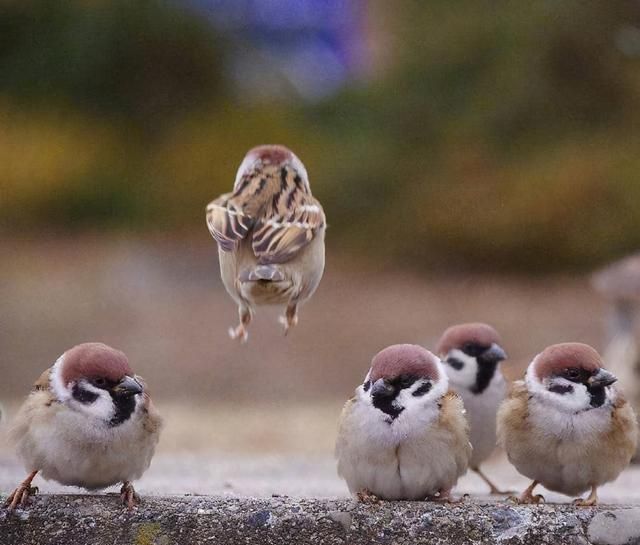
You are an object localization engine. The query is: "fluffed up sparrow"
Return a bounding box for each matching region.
[336,344,472,501]
[5,342,162,510]
[497,342,637,505]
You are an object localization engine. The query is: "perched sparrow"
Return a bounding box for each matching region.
[436,322,509,494]
[5,343,162,510]
[497,342,638,506]
[335,344,472,501]
[206,145,326,342]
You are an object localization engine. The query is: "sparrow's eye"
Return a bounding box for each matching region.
[397,375,416,389]
[93,377,107,388]
[462,343,484,357]
[564,368,581,381]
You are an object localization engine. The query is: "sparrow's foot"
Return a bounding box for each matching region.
[229,306,251,343]
[509,480,544,504]
[572,486,598,507]
[5,485,38,511]
[356,489,381,504]
[120,481,140,510]
[509,492,545,505]
[228,324,248,343]
[279,303,298,336]
[5,471,38,511]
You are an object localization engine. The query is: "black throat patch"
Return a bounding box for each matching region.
[472,359,498,394]
[109,392,137,426]
[588,385,606,408]
[371,395,404,421]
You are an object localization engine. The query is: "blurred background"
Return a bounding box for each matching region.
[2,0,640,499]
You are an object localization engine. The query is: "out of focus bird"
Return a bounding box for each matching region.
[436,323,509,494]
[206,145,326,342]
[5,343,162,510]
[497,342,637,505]
[592,253,640,461]
[336,344,471,501]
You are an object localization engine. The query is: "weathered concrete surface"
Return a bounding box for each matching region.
[1,495,639,545]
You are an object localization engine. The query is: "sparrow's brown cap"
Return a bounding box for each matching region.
[62,342,132,385]
[245,144,294,165]
[436,322,502,356]
[370,344,441,382]
[533,342,603,380]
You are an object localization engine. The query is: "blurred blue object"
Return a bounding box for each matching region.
[182,0,367,101]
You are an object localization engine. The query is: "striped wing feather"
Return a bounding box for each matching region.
[206,165,325,263]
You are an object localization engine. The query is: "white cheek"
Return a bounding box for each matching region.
[526,374,592,413]
[396,377,449,414]
[443,349,478,390]
[67,383,115,422]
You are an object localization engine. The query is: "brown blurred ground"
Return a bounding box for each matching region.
[0,235,608,406]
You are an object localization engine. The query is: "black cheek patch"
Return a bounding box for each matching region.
[72,384,99,404]
[363,380,371,392]
[447,357,464,370]
[549,384,574,395]
[412,383,432,397]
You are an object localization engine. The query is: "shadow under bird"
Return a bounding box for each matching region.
[497,342,638,506]
[5,343,162,511]
[335,344,472,501]
[206,145,326,342]
[436,322,510,494]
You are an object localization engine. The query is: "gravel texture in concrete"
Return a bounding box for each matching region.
[1,495,640,545]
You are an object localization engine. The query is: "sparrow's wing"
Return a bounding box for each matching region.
[437,391,472,474]
[206,192,254,252]
[251,193,325,265]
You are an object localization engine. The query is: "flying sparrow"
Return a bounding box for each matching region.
[497,342,638,506]
[335,344,472,501]
[206,145,326,342]
[436,322,510,494]
[5,342,162,510]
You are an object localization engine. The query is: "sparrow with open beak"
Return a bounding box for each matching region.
[206,145,326,342]
[436,323,510,494]
[5,343,162,510]
[497,342,638,505]
[336,344,472,501]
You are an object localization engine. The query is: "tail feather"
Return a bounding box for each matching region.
[239,265,285,282]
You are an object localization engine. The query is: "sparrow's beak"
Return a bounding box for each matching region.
[588,369,617,389]
[370,379,395,400]
[112,375,144,397]
[481,343,507,363]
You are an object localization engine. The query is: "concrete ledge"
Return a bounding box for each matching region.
[1,495,639,545]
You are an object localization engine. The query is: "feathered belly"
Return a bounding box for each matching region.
[20,413,158,490]
[338,428,462,499]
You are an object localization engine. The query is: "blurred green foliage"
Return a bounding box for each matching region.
[1,0,640,271]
